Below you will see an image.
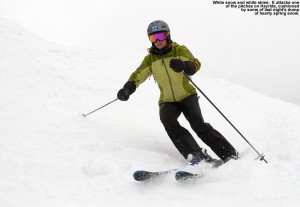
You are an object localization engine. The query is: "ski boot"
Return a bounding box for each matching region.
[187,149,218,165]
[224,151,239,163]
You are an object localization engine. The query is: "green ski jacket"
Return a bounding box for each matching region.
[128,42,201,104]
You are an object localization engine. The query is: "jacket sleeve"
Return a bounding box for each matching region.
[180,46,201,75]
[128,55,152,88]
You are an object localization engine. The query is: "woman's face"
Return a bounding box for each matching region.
[154,39,167,49]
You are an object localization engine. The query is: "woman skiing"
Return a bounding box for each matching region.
[117,20,239,164]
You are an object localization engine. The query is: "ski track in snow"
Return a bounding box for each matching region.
[0,18,300,207]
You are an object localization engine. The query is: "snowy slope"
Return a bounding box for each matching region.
[1,18,300,207]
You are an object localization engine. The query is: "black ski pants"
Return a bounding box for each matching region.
[159,94,237,161]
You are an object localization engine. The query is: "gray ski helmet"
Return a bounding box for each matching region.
[147,20,170,36]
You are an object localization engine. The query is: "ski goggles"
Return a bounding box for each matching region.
[148,32,167,43]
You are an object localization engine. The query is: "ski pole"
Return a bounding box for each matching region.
[82,98,118,117]
[183,73,268,163]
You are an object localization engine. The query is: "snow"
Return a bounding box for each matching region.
[1,17,300,207]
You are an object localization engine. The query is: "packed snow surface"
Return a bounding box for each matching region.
[1,18,300,207]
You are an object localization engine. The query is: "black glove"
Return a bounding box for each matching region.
[170,59,197,75]
[117,88,131,101]
[117,81,136,101]
[170,59,187,73]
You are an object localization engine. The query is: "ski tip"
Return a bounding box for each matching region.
[175,171,198,181]
[176,171,193,175]
[133,170,147,181]
[176,171,186,174]
[175,171,188,181]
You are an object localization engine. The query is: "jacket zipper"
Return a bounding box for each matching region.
[161,56,176,102]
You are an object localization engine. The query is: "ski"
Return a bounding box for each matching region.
[133,169,177,181]
[175,171,204,181]
[133,159,225,182]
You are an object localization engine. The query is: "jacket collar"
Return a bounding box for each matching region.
[148,42,176,56]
